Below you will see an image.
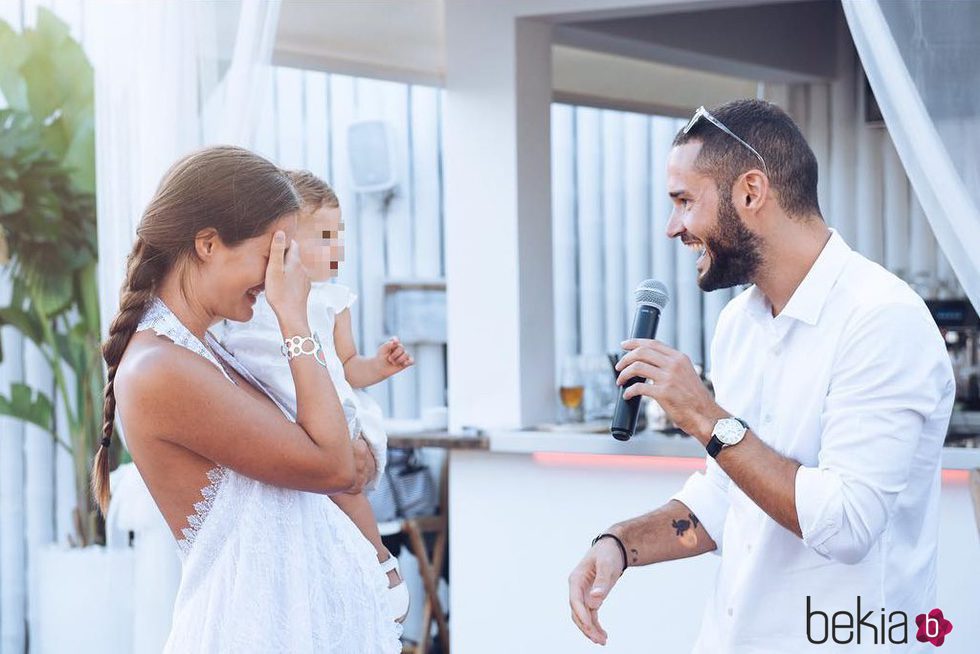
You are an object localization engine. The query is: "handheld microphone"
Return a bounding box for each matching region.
[611,280,670,441]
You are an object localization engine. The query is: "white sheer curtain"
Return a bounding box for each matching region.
[88,2,281,651]
[843,0,980,309]
[91,0,282,339]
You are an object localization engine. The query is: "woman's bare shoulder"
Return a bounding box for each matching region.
[115,331,227,413]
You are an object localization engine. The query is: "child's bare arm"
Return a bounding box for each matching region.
[335,308,413,389]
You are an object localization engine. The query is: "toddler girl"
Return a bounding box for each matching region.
[219,170,413,622]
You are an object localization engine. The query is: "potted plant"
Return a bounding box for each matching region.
[0,9,134,653]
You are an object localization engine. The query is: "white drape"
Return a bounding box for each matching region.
[842,0,980,310]
[88,2,281,652]
[92,0,282,340]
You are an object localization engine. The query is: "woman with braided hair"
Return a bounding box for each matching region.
[95,145,401,653]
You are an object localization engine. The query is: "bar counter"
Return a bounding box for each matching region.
[440,428,979,653]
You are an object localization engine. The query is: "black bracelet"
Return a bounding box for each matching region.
[592,532,628,573]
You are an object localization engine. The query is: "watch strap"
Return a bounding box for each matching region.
[706,417,748,459]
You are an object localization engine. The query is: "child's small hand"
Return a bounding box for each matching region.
[376,337,414,377]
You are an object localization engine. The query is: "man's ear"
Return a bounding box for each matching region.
[736,170,769,212]
[193,228,220,261]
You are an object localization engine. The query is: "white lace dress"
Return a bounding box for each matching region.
[134,297,401,653]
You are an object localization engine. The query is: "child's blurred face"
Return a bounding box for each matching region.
[297,204,344,282]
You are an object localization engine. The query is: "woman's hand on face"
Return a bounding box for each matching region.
[265,231,310,324]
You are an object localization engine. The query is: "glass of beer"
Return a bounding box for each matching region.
[559,355,585,423]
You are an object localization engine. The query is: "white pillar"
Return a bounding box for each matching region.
[552,104,578,377]
[444,3,554,429]
[576,107,604,356]
[0,271,27,654]
[881,134,910,278]
[909,193,938,295]
[829,34,857,245]
[602,112,626,352]
[650,117,678,348]
[805,83,831,217]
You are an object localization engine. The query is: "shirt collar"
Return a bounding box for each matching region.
[743,229,852,327]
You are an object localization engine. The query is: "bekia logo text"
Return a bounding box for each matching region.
[806,597,953,647]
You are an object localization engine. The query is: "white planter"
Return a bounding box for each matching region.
[106,462,181,653]
[30,545,134,654]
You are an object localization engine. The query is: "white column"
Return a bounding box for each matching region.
[552,104,578,376]
[602,112,626,351]
[444,3,554,429]
[575,107,604,356]
[650,117,677,348]
[881,134,910,278]
[54,380,76,545]
[411,86,448,414]
[829,35,857,245]
[805,83,832,217]
[853,59,884,263]
[623,113,651,307]
[909,193,938,295]
[0,271,27,654]
[22,341,54,634]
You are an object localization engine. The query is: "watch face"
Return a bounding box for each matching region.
[714,418,746,445]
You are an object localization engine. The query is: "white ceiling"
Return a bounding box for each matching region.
[275,0,819,114]
[275,0,446,84]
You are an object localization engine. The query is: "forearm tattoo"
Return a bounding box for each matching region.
[671,512,701,549]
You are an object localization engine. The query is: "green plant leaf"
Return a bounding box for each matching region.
[0,305,44,345]
[0,186,23,213]
[0,382,54,434]
[35,8,70,46]
[0,22,30,112]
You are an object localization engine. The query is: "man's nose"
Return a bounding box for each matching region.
[665,212,684,239]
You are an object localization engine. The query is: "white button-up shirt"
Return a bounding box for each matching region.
[672,230,955,653]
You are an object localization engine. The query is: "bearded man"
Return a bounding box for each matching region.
[568,99,955,653]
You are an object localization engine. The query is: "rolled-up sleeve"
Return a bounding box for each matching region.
[671,454,731,554]
[795,303,951,564]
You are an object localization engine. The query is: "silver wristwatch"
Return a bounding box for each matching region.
[706,417,748,458]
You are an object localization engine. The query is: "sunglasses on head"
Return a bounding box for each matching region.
[683,106,770,178]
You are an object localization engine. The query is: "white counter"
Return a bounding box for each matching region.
[447,430,980,654]
[486,428,980,470]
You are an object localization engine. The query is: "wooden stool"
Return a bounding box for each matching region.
[383,456,450,654]
[400,513,449,654]
[383,432,488,653]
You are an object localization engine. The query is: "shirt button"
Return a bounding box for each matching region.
[746,543,752,552]
[727,608,734,617]
[772,345,782,355]
[763,414,773,424]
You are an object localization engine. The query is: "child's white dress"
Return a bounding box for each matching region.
[218,281,388,481]
[133,297,400,653]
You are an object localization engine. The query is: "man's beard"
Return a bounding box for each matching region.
[697,192,763,292]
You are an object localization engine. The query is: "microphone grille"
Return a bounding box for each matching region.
[634,279,669,310]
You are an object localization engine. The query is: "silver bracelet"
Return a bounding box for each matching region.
[281,332,328,367]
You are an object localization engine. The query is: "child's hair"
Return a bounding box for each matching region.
[285,170,340,210]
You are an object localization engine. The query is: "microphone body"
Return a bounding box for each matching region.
[611,280,669,441]
[611,305,661,440]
